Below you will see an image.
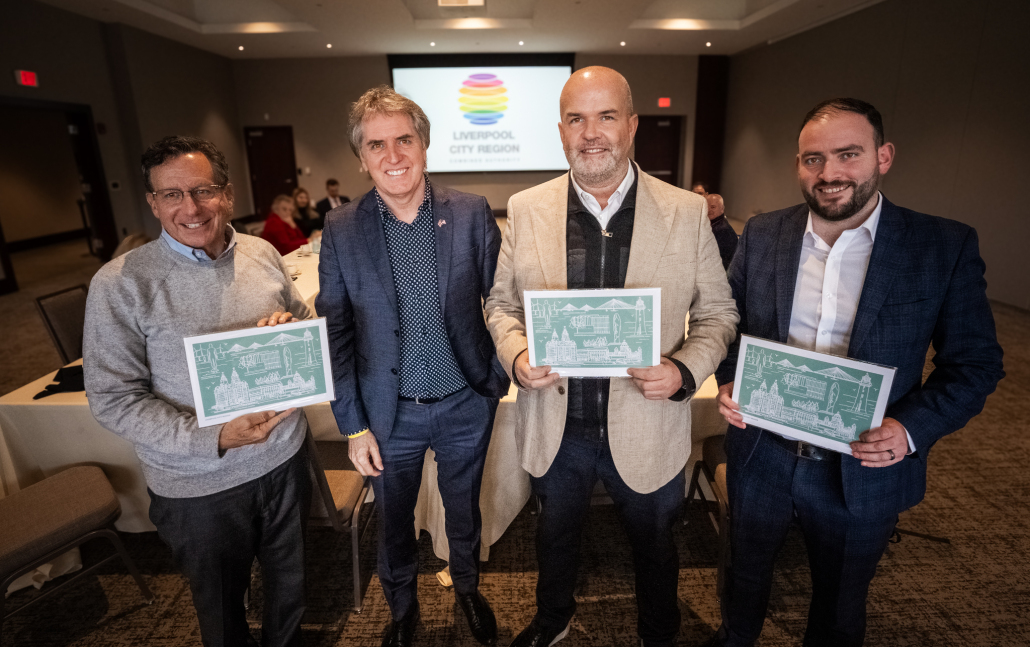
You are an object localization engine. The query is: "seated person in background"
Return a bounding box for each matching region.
[706,193,739,270]
[84,135,311,647]
[692,181,709,196]
[316,178,349,218]
[292,186,323,235]
[262,193,309,256]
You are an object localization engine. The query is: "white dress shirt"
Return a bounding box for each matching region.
[328,195,343,209]
[570,161,635,230]
[782,193,914,451]
[787,193,881,354]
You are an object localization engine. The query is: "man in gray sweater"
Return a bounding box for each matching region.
[84,136,311,647]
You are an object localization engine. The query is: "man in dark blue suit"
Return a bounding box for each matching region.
[316,86,510,647]
[707,98,1004,647]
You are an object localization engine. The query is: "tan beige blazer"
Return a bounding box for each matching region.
[485,170,739,494]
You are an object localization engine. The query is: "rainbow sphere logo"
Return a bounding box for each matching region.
[459,73,508,125]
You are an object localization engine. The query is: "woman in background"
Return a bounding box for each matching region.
[292,187,322,236]
[261,193,309,256]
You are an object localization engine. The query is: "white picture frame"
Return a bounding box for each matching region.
[184,318,335,427]
[523,288,662,377]
[731,335,897,453]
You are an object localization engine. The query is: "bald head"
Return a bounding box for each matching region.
[705,193,725,220]
[557,67,639,191]
[560,66,635,118]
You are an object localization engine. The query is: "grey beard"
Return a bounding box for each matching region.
[569,152,622,187]
[802,172,879,222]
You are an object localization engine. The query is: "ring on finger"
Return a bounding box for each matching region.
[887,448,895,460]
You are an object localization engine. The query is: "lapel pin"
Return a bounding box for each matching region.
[438,219,446,227]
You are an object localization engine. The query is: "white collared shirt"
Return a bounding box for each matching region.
[570,161,635,230]
[787,193,882,354]
[328,195,342,209]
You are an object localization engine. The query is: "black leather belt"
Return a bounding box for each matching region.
[766,432,841,462]
[399,390,460,405]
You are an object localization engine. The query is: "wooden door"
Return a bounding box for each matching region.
[244,126,298,217]
[633,116,684,187]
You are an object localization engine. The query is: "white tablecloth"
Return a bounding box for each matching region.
[0,250,725,566]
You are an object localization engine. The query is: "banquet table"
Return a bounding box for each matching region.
[0,247,725,566]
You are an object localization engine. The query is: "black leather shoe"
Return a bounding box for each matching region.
[456,590,498,645]
[381,607,420,647]
[696,633,728,647]
[508,618,569,647]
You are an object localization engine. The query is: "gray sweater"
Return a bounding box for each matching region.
[84,234,311,498]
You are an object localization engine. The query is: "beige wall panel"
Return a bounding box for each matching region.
[233,56,391,211]
[949,1,1030,309]
[720,0,1028,307]
[117,26,247,229]
[0,108,83,242]
[0,0,146,240]
[884,0,985,219]
[721,0,907,219]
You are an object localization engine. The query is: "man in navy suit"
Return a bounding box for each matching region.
[316,178,349,220]
[316,86,510,647]
[707,98,1004,647]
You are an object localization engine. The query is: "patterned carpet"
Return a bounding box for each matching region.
[3,295,1028,645]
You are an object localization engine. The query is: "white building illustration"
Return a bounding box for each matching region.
[531,295,654,368]
[213,367,317,412]
[239,350,281,373]
[214,368,251,409]
[545,328,579,364]
[543,328,643,366]
[745,379,857,440]
[203,327,324,414]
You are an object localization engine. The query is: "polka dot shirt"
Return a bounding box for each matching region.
[376,180,468,398]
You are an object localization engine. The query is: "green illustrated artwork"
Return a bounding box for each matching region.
[732,335,896,453]
[524,288,661,377]
[184,318,335,427]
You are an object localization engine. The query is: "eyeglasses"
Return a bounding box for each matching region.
[150,185,226,206]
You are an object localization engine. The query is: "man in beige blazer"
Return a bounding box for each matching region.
[485,67,739,647]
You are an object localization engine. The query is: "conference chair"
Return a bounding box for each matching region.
[34,284,88,365]
[685,434,730,597]
[305,430,375,612]
[0,466,154,646]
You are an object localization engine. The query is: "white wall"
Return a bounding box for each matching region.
[720,0,1030,309]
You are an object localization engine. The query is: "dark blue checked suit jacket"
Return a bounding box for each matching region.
[316,185,510,443]
[715,196,1004,518]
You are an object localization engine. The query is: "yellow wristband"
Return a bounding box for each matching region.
[347,428,370,439]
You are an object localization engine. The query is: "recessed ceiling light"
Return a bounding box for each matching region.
[326,43,332,48]
[238,45,244,51]
[519,41,524,46]
[706,41,712,47]
[620,41,626,46]
[430,41,436,46]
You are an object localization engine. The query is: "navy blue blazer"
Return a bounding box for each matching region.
[315,184,510,443]
[715,197,1004,517]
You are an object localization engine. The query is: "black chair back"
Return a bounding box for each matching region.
[35,285,88,365]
